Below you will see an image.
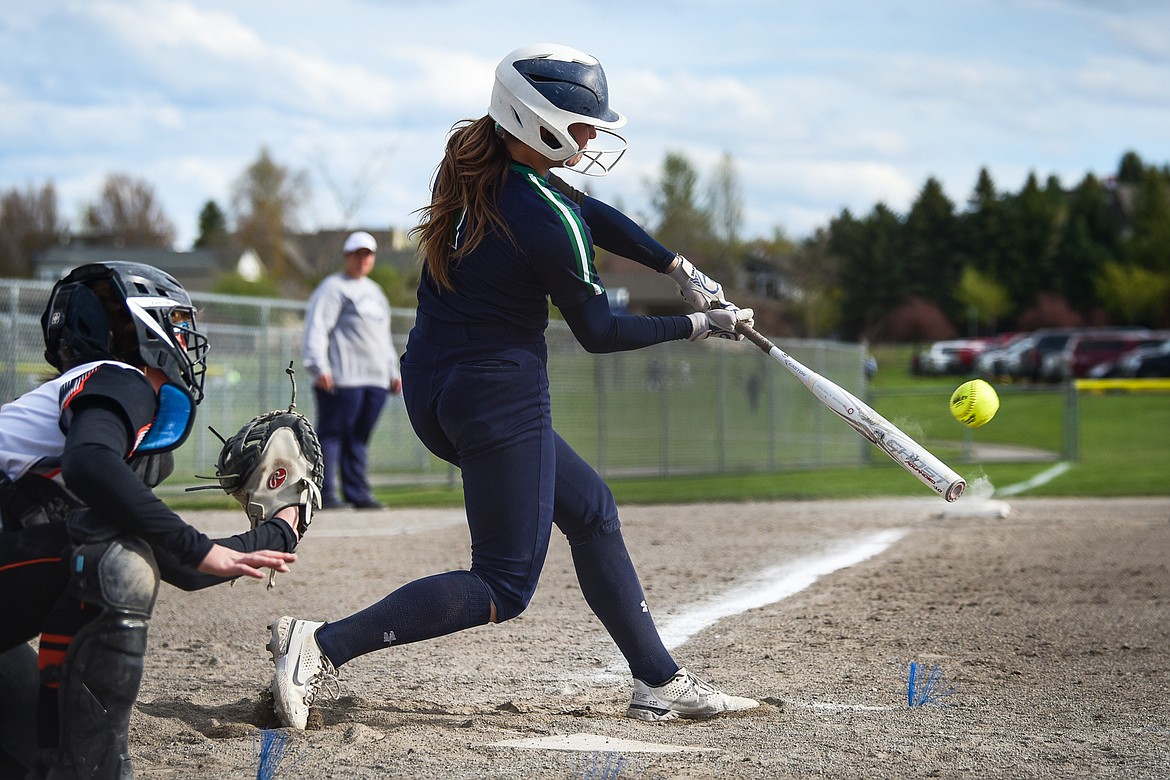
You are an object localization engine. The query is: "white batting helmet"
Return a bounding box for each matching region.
[489,43,628,175]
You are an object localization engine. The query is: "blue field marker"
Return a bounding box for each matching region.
[574,750,627,779]
[906,660,956,707]
[256,728,299,780]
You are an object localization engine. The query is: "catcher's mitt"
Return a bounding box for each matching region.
[214,406,323,536]
[189,364,323,543]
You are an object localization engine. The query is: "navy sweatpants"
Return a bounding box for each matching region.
[314,385,388,505]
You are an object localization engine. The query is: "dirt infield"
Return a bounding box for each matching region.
[133,497,1170,779]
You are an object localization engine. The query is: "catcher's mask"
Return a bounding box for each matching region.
[42,261,210,405]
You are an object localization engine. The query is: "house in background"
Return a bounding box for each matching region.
[32,246,223,291]
[30,227,416,295]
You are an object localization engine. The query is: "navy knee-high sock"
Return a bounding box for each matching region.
[570,530,677,685]
[316,570,493,668]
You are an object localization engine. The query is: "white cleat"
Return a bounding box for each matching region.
[626,667,759,722]
[267,616,338,729]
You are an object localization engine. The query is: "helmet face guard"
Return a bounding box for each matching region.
[489,43,628,176]
[42,262,209,405]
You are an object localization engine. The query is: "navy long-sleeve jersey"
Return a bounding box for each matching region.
[416,163,694,351]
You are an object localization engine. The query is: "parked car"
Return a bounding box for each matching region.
[1041,330,1153,381]
[974,332,1032,378]
[1114,337,1170,378]
[1010,327,1079,382]
[913,338,993,376]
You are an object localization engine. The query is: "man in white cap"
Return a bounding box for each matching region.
[302,231,402,509]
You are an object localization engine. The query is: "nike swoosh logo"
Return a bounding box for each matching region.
[291,649,307,686]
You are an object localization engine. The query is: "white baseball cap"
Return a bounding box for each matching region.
[343,231,378,254]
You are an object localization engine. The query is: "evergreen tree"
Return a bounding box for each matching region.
[195,200,230,250]
[831,204,904,339]
[1001,172,1063,311]
[1117,151,1145,185]
[1126,166,1170,273]
[902,177,962,321]
[1057,174,1119,314]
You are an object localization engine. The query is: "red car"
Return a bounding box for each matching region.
[1043,330,1156,380]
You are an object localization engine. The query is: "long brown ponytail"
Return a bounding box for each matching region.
[410,116,513,291]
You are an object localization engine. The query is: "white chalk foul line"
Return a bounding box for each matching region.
[490,733,717,754]
[802,702,895,712]
[656,528,908,650]
[995,462,1071,497]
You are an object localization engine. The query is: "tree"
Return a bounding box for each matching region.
[648,152,716,264]
[1125,166,1170,273]
[312,144,395,227]
[1095,261,1170,325]
[1117,151,1145,185]
[84,173,177,248]
[1056,174,1119,314]
[831,204,904,340]
[706,153,743,249]
[231,147,309,281]
[902,177,962,321]
[195,200,230,250]
[0,182,66,276]
[958,168,1015,321]
[1015,292,1082,330]
[1000,172,1064,311]
[783,227,841,338]
[879,295,958,342]
[956,266,1012,334]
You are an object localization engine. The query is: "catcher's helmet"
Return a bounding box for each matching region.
[489,43,627,175]
[42,262,209,404]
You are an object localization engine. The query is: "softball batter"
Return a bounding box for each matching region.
[269,43,759,727]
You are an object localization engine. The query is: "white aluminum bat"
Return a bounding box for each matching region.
[738,324,966,502]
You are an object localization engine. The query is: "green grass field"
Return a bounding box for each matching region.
[163,343,1170,509]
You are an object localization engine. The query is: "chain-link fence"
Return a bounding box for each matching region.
[2,278,871,494]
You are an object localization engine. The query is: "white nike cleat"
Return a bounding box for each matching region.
[267,616,338,729]
[626,667,759,722]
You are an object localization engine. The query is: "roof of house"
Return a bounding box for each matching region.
[33,246,222,289]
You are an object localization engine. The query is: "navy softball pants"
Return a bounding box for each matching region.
[315,316,677,684]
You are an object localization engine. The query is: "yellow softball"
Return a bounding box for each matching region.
[949,379,999,428]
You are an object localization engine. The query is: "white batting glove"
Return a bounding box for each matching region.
[668,254,727,311]
[687,304,754,341]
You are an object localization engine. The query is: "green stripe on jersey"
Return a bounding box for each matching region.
[521,168,603,295]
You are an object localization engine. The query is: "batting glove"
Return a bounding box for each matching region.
[668,254,727,312]
[687,304,754,341]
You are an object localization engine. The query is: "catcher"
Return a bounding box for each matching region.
[0,262,321,779]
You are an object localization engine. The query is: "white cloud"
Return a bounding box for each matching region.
[1098,7,1170,62]
[3,0,1169,250]
[1071,55,1170,104]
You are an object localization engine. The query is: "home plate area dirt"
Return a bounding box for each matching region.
[132,497,1170,779]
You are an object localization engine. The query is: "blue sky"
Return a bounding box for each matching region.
[3,0,1169,251]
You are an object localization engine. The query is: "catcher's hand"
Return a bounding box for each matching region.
[214,408,324,539]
